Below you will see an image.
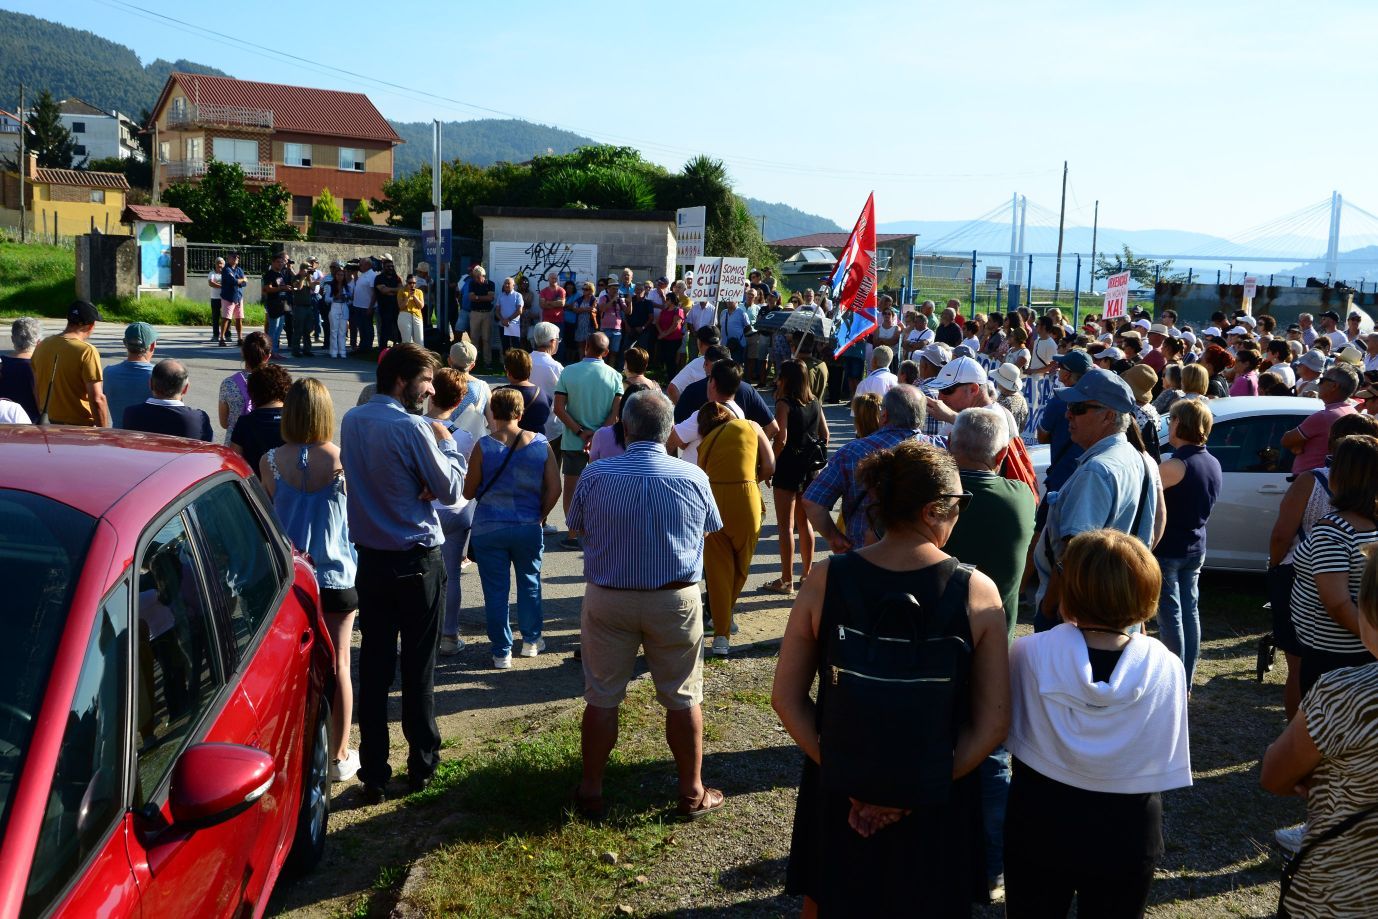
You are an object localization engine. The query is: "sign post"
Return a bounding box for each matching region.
[676,206,706,267]
[1103,270,1131,320]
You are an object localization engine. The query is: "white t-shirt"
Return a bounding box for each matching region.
[687,303,717,331]
[961,335,982,353]
[673,400,744,466]
[855,368,898,398]
[0,399,31,424]
[1363,353,1378,375]
[1328,329,1349,351]
[1268,363,1297,389]
[1029,336,1059,372]
[353,269,377,310]
[530,350,563,396]
[1007,347,1031,369]
[669,359,709,398]
[208,269,222,293]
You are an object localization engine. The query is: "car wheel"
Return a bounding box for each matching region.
[286,693,330,873]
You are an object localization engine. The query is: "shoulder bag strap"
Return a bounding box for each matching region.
[1129,452,1152,539]
[1280,804,1378,916]
[474,432,530,503]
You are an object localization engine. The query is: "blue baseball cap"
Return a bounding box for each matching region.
[1055,367,1136,414]
[1051,349,1093,375]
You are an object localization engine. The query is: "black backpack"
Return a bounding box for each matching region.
[819,555,974,809]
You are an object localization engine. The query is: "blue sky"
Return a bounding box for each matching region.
[9,0,1376,238]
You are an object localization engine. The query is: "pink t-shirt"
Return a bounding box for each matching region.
[1295,402,1357,473]
[1229,370,1259,397]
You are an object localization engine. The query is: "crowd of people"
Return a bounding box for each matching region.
[5,278,1378,917]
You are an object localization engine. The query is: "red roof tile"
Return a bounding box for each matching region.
[769,232,915,248]
[161,73,402,144]
[123,205,192,224]
[34,167,129,190]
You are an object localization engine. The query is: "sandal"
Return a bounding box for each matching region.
[761,578,795,597]
[569,785,606,822]
[678,786,725,820]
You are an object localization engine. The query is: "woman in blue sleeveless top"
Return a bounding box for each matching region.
[464,387,560,669]
[261,378,360,784]
[1155,399,1222,689]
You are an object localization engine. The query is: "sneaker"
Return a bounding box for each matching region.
[988,875,1005,904]
[329,749,360,783]
[1275,823,1306,855]
[218,338,227,347]
[493,653,513,669]
[560,537,581,550]
[439,636,465,656]
[520,637,546,658]
[542,523,559,535]
[712,636,730,657]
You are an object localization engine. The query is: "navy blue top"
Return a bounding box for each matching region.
[498,383,552,435]
[1156,443,1223,559]
[0,355,38,419]
[123,401,214,442]
[220,265,245,302]
[673,376,774,427]
[1038,400,1085,492]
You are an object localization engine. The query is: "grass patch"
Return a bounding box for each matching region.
[728,688,774,712]
[401,683,694,917]
[0,241,265,325]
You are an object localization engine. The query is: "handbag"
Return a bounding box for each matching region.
[1278,804,1378,918]
[465,432,531,562]
[799,402,829,471]
[819,557,974,809]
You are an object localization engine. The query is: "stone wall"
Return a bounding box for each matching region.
[477,210,675,283]
[76,230,139,302]
[265,238,413,277]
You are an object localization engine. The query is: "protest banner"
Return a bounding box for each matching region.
[1103,271,1131,320]
[717,258,749,305]
[691,256,721,302]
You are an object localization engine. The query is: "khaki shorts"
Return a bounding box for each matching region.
[581,583,703,710]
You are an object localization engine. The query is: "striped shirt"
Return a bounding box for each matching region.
[1287,661,1378,916]
[568,441,723,589]
[1290,513,1378,654]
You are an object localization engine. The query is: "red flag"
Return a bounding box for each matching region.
[829,192,878,358]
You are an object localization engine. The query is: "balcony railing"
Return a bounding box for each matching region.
[164,159,276,182]
[166,103,273,131]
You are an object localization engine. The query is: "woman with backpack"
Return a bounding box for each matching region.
[765,360,828,599]
[1004,529,1191,917]
[773,441,1009,916]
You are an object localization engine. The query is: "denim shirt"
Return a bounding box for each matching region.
[268,447,358,589]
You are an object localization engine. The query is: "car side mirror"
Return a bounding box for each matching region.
[167,743,274,831]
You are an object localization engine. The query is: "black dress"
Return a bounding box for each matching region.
[785,553,982,916]
[773,398,822,493]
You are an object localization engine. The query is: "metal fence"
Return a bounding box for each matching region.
[185,243,272,275]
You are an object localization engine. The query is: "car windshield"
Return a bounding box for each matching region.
[0,489,96,839]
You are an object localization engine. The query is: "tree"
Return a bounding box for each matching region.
[162,160,298,244]
[309,188,343,238]
[351,199,373,225]
[26,89,79,168]
[1094,245,1187,286]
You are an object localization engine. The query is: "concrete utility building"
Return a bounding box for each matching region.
[475,205,676,286]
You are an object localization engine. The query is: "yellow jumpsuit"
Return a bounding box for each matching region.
[698,419,763,636]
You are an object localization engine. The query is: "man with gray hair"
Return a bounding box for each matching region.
[942,407,1035,901]
[1,317,43,419]
[854,344,898,398]
[1033,368,1165,631]
[804,384,943,551]
[121,359,213,441]
[936,301,964,347]
[529,321,564,402]
[568,390,726,820]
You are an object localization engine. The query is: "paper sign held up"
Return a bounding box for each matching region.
[690,257,721,302]
[1103,271,1131,320]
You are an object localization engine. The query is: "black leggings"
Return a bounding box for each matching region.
[1300,645,1375,699]
[1004,858,1155,919]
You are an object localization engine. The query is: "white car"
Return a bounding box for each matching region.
[1027,396,1323,572]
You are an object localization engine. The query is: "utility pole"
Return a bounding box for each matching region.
[1088,200,1099,294]
[757,214,766,238]
[17,82,25,243]
[1007,192,1018,284]
[1053,160,1068,305]
[432,119,444,335]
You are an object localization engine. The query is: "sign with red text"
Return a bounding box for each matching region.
[1103,271,1131,320]
[1243,276,1257,300]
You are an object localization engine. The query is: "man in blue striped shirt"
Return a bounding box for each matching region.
[568,390,727,820]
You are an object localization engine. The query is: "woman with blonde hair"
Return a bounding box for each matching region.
[850,392,883,439]
[767,359,828,598]
[697,400,774,656]
[1180,362,1210,401]
[259,378,360,783]
[1005,529,1191,916]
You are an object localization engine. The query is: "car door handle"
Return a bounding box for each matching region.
[300,629,313,648]
[1258,484,1286,494]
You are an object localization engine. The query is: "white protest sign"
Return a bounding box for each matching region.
[676,206,706,266]
[1103,271,1131,320]
[1243,276,1257,300]
[717,258,749,306]
[691,257,721,302]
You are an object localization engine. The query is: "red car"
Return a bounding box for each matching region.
[0,427,334,919]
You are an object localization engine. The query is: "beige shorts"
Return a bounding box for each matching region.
[581,583,703,710]
[221,299,244,319]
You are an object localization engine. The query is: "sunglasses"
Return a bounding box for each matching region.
[1066,401,1107,415]
[940,492,973,512]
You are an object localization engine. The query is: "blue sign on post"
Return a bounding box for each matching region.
[421,210,452,263]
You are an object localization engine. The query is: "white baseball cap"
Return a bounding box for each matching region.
[920,343,951,368]
[1133,318,1151,331]
[929,355,988,391]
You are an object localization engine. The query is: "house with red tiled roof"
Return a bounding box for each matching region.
[1,153,131,236]
[148,73,402,232]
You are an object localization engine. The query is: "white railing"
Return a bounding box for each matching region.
[164,159,276,181]
[167,103,273,130]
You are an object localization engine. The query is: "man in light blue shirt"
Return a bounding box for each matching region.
[104,322,157,429]
[340,344,464,802]
[1033,368,1166,630]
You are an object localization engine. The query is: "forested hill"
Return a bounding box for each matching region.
[0,9,227,116]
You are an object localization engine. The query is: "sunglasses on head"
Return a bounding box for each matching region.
[1066,401,1106,415]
